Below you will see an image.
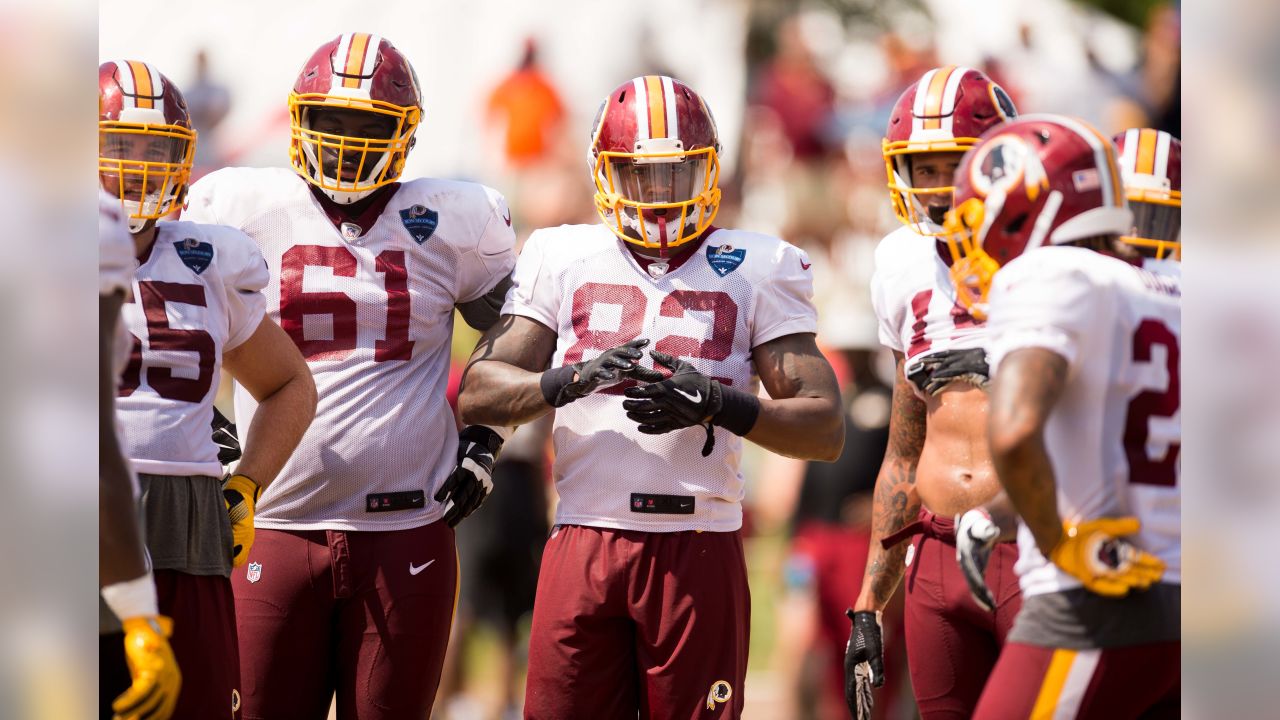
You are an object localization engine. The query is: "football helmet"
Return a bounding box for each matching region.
[884,66,1017,235]
[943,114,1132,318]
[288,33,422,204]
[1113,128,1181,260]
[589,75,722,255]
[99,60,196,233]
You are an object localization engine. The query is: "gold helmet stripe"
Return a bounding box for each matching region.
[1135,128,1159,176]
[645,75,667,139]
[342,32,372,89]
[921,65,957,130]
[127,60,155,109]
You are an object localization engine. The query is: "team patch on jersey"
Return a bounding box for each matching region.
[174,237,214,275]
[399,204,439,244]
[706,680,733,710]
[246,561,262,583]
[706,243,745,277]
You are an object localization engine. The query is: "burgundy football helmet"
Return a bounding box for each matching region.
[588,75,722,255]
[99,60,196,233]
[1113,128,1181,260]
[943,114,1133,318]
[288,33,422,204]
[884,65,1017,235]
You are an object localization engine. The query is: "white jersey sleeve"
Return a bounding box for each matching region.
[455,186,517,303]
[219,232,269,351]
[502,229,558,329]
[869,263,904,353]
[99,191,135,297]
[987,257,1102,370]
[751,242,818,346]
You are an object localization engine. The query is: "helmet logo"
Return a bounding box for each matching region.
[970,135,1047,201]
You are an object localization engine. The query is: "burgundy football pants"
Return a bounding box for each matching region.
[231,521,458,720]
[897,511,1022,719]
[973,641,1180,719]
[524,525,750,720]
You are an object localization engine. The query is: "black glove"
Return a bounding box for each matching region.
[908,348,990,396]
[540,338,663,408]
[434,425,504,527]
[211,407,241,467]
[622,351,759,457]
[844,609,885,719]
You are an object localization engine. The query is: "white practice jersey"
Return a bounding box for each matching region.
[116,220,268,478]
[988,247,1181,597]
[871,225,987,386]
[100,191,136,375]
[503,224,817,532]
[184,168,516,531]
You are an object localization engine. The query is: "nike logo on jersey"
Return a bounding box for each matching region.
[674,387,702,404]
[502,209,512,226]
[800,259,812,270]
[409,559,435,576]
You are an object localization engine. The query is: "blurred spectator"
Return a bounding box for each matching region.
[184,49,231,178]
[750,16,837,162]
[485,38,565,172]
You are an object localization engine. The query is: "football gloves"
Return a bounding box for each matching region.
[1049,517,1166,597]
[908,348,990,396]
[435,425,504,527]
[844,609,884,719]
[956,509,1001,612]
[622,351,759,456]
[540,338,663,407]
[211,407,241,468]
[223,474,260,568]
[113,616,181,720]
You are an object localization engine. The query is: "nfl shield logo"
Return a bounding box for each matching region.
[246,562,262,583]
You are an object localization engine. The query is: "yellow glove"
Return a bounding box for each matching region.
[1048,517,1166,597]
[113,616,181,720]
[223,474,261,567]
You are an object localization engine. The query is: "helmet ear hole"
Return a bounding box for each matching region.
[1005,213,1029,235]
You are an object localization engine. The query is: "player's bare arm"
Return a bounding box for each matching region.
[854,351,926,612]
[458,314,560,427]
[987,346,1068,556]
[221,317,317,489]
[99,290,147,587]
[747,332,844,462]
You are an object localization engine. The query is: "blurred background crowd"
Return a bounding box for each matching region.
[94,1,1180,718]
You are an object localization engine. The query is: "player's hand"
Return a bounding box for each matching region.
[211,407,241,468]
[541,338,663,407]
[956,509,1000,611]
[911,348,990,395]
[435,425,503,527]
[1048,517,1166,597]
[844,609,884,718]
[622,351,721,434]
[222,474,260,567]
[112,615,181,720]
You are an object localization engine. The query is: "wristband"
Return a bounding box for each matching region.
[102,572,159,622]
[711,383,760,437]
[539,365,580,407]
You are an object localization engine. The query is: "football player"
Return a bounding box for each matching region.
[180,34,517,719]
[843,66,1023,719]
[99,190,181,720]
[99,61,317,720]
[1114,128,1181,262]
[458,75,844,720]
[946,115,1180,718]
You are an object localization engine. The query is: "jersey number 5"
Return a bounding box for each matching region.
[1124,318,1180,487]
[118,281,215,403]
[279,245,414,362]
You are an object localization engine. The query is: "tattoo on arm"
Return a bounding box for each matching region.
[857,352,926,610]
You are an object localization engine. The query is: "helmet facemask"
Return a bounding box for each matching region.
[1121,181,1181,260]
[98,120,196,233]
[883,140,976,236]
[289,94,419,204]
[593,139,721,256]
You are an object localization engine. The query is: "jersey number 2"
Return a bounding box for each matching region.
[279,245,413,362]
[1124,318,1180,487]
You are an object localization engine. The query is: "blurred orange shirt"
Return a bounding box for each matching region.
[486,68,565,167]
